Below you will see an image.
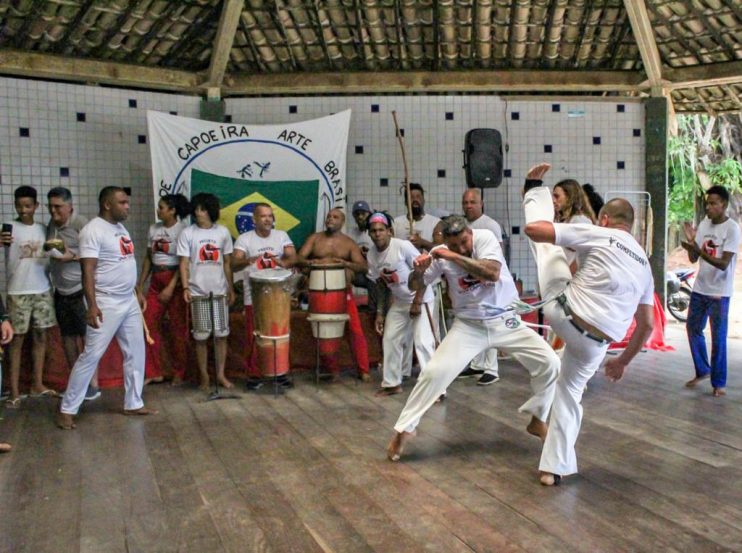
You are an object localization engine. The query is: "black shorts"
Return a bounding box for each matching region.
[54,290,87,337]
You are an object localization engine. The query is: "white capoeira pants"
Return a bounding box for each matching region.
[381,299,436,388]
[471,348,499,377]
[524,186,609,476]
[393,314,560,434]
[61,293,145,415]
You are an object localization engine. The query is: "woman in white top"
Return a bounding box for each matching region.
[552,179,596,226]
[137,194,190,385]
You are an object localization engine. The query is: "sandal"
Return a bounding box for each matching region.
[5,397,22,409]
[31,389,59,398]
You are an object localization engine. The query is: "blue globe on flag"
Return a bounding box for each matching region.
[235,202,258,233]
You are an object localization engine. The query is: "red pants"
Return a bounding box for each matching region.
[144,270,189,379]
[321,290,370,375]
[244,305,260,378]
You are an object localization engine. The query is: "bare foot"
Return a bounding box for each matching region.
[56,411,76,430]
[359,372,371,383]
[124,407,158,416]
[375,385,402,397]
[685,375,709,388]
[217,376,234,389]
[527,416,548,441]
[713,387,726,397]
[539,471,561,486]
[386,430,415,462]
[170,375,184,387]
[144,376,164,386]
[199,375,210,391]
[30,387,59,398]
[0,442,12,453]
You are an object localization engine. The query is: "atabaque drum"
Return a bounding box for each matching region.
[250,268,293,377]
[308,263,347,314]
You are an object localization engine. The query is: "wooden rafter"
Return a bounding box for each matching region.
[204,0,245,88]
[622,0,664,95]
[52,0,95,55]
[665,60,742,90]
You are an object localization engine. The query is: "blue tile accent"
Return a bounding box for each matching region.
[633,128,641,137]
[617,104,625,113]
[380,178,389,187]
[128,99,137,108]
[138,135,147,144]
[445,112,454,120]
[355,145,364,154]
[511,112,520,120]
[169,111,178,116]
[59,167,69,177]
[224,114,232,123]
[371,104,380,113]
[19,127,29,137]
[512,226,520,235]
[544,144,552,153]
[504,169,512,178]
[437,169,446,178]
[76,112,86,122]
[289,105,298,114]
[552,104,560,112]
[593,136,601,145]
[617,161,625,170]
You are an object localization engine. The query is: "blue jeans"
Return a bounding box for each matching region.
[686,292,730,388]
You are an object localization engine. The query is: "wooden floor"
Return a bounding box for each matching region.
[1,324,741,553]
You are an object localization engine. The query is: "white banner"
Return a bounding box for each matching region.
[147,110,350,231]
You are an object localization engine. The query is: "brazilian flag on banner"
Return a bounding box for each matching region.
[190,169,320,246]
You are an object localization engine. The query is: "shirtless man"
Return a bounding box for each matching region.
[298,208,370,381]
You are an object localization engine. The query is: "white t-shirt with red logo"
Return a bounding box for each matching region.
[78,217,138,296]
[233,229,293,306]
[4,221,51,295]
[368,237,433,304]
[554,223,654,341]
[693,217,740,297]
[423,229,517,320]
[149,221,185,267]
[176,223,233,297]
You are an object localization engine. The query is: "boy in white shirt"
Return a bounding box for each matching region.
[177,193,235,390]
[1,186,57,407]
[682,185,740,397]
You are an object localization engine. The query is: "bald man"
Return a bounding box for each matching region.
[298,208,371,381]
[523,163,654,487]
[461,188,505,385]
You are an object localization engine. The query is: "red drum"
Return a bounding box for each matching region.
[250,268,293,377]
[308,264,348,355]
[308,263,347,314]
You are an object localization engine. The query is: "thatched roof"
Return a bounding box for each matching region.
[0,0,740,113]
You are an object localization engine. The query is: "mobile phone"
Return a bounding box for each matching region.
[1,223,12,236]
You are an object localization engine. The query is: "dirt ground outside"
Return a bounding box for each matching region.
[666,244,742,338]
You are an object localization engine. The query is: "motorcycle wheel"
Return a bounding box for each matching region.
[667,288,692,322]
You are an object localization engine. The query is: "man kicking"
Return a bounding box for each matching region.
[522,163,654,485]
[387,215,560,461]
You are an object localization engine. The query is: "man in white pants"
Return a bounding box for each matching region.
[461,188,506,386]
[366,212,436,396]
[56,187,154,429]
[387,215,560,461]
[522,163,654,486]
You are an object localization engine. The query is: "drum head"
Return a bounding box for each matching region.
[249,268,292,282]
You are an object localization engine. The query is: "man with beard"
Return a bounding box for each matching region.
[392,183,441,252]
[298,208,370,382]
[56,187,155,429]
[386,215,560,462]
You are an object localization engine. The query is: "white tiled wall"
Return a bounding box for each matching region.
[1,76,645,293]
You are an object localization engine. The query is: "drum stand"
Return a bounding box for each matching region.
[205,293,240,403]
[253,332,290,397]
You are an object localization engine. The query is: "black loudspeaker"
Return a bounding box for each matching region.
[463,129,503,188]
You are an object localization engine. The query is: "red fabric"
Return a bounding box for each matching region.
[320,290,370,375]
[144,270,189,379]
[608,293,675,352]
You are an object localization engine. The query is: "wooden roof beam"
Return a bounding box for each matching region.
[203,0,245,92]
[665,60,742,90]
[622,0,664,96]
[0,49,200,92]
[223,69,644,95]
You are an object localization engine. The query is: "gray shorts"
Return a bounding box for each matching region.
[190,295,230,341]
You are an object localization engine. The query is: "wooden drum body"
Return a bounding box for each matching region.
[308,264,348,354]
[250,268,293,377]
